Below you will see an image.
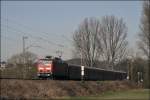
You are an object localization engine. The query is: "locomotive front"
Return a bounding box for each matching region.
[37,59,53,78]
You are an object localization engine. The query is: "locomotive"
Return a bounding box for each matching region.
[36,56,127,80]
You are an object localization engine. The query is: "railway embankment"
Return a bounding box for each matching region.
[0,79,141,99]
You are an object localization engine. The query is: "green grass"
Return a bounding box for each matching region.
[65,89,150,100]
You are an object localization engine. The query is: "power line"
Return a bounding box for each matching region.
[1,26,57,54]
[1,24,64,47]
[2,35,54,55]
[1,18,74,58]
[1,17,64,45]
[1,24,33,37]
[1,23,74,58]
[1,18,74,51]
[1,34,18,42]
[1,25,56,54]
[62,34,74,43]
[1,35,21,59]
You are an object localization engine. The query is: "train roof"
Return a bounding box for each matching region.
[68,64,127,74]
[39,57,62,61]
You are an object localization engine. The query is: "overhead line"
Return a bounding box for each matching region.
[1,17,64,45]
[1,26,60,54]
[2,24,73,52]
[1,18,74,58]
[1,24,63,47]
[1,33,55,56]
[1,34,18,42]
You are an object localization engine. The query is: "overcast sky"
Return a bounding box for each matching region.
[1,1,142,61]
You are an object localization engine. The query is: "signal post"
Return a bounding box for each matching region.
[81,65,84,82]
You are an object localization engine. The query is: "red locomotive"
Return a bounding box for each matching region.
[37,58,53,78]
[36,56,68,79]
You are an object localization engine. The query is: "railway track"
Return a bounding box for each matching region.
[0,77,48,80]
[0,78,83,81]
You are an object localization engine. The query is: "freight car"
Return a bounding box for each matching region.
[36,56,127,80]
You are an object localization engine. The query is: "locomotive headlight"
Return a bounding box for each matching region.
[46,67,51,70]
[38,67,44,70]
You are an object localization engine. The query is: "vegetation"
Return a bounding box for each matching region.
[7,51,37,65]
[130,57,149,88]
[0,79,141,99]
[0,51,37,79]
[138,1,150,58]
[137,1,150,89]
[73,16,128,68]
[0,64,37,79]
[68,89,149,100]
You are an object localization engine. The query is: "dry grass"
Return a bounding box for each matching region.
[0,79,140,99]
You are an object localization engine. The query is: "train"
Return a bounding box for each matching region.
[36,56,127,80]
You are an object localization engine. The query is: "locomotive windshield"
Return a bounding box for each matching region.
[39,59,52,65]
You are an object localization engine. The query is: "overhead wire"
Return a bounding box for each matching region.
[1,24,62,47]
[1,31,54,56]
[1,34,21,60]
[1,23,61,60]
[2,17,61,37]
[1,18,75,50]
[1,17,74,58]
[1,25,56,55]
[1,17,65,47]
[1,34,19,42]
[1,22,73,53]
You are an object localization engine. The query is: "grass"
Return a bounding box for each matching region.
[66,89,150,100]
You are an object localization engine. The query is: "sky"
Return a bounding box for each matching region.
[1,1,143,61]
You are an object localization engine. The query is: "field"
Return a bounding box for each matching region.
[68,89,149,100]
[0,79,149,99]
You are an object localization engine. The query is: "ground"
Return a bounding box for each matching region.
[67,89,149,100]
[0,79,149,99]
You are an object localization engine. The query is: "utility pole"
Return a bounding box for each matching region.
[130,59,134,81]
[81,35,83,67]
[80,36,84,82]
[22,36,28,79]
[81,48,82,66]
[137,72,140,85]
[80,48,84,82]
[127,60,130,80]
[23,36,28,55]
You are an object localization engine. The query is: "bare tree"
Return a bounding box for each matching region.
[7,51,37,65]
[97,15,128,69]
[7,51,37,79]
[138,1,150,88]
[138,1,150,59]
[73,17,101,67]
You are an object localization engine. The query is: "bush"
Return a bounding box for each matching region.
[0,64,37,79]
